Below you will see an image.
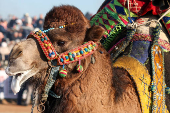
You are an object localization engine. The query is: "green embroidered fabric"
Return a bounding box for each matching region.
[90,0,138,50]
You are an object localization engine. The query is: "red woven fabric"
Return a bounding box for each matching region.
[118,0,167,16]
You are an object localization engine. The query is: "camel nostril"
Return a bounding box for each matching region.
[15,73,23,79]
[10,50,23,59]
[17,51,23,57]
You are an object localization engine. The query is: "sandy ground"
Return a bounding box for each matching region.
[0,99,38,113]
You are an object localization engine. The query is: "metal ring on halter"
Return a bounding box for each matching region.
[37,104,45,112]
[37,100,46,112]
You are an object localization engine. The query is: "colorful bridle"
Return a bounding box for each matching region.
[27,26,98,78]
[27,30,98,66]
[27,26,98,112]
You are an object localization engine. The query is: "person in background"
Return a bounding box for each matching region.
[24,83,34,106]
[13,19,23,31]
[22,13,32,27]
[32,16,37,28]
[0,41,10,68]
[36,14,44,30]
[21,22,33,39]
[0,19,8,37]
[21,13,33,39]
[17,82,27,105]
[0,18,17,44]
[0,32,5,46]
[0,41,10,60]
[9,31,22,42]
[7,15,17,29]
[0,32,3,68]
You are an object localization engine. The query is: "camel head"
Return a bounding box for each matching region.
[5,5,105,94]
[5,38,49,94]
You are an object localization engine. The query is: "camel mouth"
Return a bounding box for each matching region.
[7,65,35,94]
[15,73,23,79]
[13,72,26,86]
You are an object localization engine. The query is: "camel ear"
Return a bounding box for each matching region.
[85,25,105,42]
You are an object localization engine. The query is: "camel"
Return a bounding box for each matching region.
[5,5,142,113]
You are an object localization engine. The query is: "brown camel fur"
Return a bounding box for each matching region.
[6,5,142,113]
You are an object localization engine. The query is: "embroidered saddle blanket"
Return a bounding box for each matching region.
[113,56,169,113]
[90,0,170,51]
[90,0,170,112]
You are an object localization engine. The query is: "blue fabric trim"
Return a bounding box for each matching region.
[130,41,151,64]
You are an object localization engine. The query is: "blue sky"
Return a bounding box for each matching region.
[0,0,104,19]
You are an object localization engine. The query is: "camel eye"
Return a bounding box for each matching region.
[57,41,65,46]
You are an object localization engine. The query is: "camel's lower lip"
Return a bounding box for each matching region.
[11,70,30,94]
[7,66,35,94]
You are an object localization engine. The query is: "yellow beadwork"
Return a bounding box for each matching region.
[44,44,48,47]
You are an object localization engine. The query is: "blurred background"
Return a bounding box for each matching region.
[0,0,103,112]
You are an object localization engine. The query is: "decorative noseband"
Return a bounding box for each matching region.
[27,30,98,66]
[27,31,58,60]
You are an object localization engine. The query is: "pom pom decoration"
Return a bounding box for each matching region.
[76,64,83,72]
[59,69,67,77]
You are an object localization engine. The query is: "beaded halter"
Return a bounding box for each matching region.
[27,30,98,65]
[27,23,75,60]
[58,41,98,65]
[27,23,98,112]
[28,31,58,60]
[28,22,98,65]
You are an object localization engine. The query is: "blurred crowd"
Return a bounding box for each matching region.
[0,13,45,106]
[0,13,44,70]
[0,12,92,70]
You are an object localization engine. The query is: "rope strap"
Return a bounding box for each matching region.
[111,29,136,61]
[41,60,60,102]
[49,90,61,98]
